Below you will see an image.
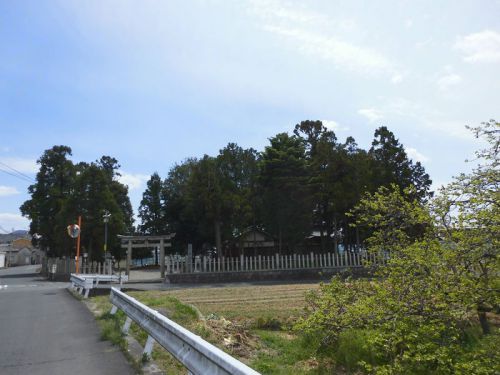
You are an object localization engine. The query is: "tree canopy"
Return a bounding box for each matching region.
[138,122,432,255]
[295,121,500,374]
[21,146,134,260]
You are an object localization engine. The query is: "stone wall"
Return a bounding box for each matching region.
[164,266,371,284]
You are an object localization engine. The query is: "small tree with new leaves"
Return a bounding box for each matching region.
[296,121,499,374]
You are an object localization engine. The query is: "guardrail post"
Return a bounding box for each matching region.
[143,335,155,357]
[122,317,132,334]
[110,305,118,315]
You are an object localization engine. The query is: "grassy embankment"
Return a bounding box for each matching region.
[90,283,337,374]
[89,283,500,374]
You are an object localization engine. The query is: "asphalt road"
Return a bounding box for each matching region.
[0,265,136,375]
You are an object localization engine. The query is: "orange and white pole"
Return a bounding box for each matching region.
[76,215,82,273]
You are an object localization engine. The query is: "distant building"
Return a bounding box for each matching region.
[12,238,33,249]
[0,238,45,267]
[235,228,275,256]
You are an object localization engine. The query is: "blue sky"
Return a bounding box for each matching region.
[1,0,499,232]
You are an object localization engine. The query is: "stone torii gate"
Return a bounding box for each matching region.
[118,234,175,278]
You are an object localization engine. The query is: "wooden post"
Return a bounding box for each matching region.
[126,240,132,276]
[160,238,165,278]
[187,244,193,273]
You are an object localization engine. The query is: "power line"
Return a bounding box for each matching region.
[0,161,35,182]
[0,167,34,183]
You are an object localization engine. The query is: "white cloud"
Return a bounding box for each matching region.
[383,97,425,117]
[262,25,393,74]
[405,19,413,29]
[406,147,430,163]
[117,171,150,191]
[358,108,384,123]
[322,120,349,132]
[415,38,433,49]
[248,0,325,25]
[391,73,403,84]
[0,186,20,197]
[0,157,38,174]
[455,30,500,63]
[338,19,358,32]
[249,0,394,75]
[437,73,462,91]
[422,119,475,140]
[0,213,29,232]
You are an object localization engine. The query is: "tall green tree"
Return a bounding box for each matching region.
[369,126,432,201]
[162,159,200,251]
[184,155,228,254]
[21,147,133,260]
[20,146,75,256]
[61,161,131,261]
[294,121,338,250]
[138,172,166,235]
[216,143,260,251]
[259,133,313,252]
[294,121,372,252]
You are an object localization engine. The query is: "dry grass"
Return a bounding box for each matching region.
[129,283,319,322]
[88,282,323,374]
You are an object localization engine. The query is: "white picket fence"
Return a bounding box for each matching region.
[166,251,385,274]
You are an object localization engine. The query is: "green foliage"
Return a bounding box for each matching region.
[433,120,500,334]
[370,126,432,201]
[150,121,432,255]
[295,121,500,374]
[255,316,282,330]
[128,292,199,326]
[138,172,166,235]
[259,132,313,252]
[98,312,127,350]
[251,330,325,375]
[334,329,385,372]
[349,184,433,254]
[158,144,260,255]
[21,147,133,260]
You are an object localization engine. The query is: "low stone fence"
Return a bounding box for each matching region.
[165,267,371,284]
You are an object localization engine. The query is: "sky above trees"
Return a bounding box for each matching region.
[1,0,499,231]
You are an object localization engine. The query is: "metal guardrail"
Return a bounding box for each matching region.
[109,287,261,375]
[70,274,128,298]
[70,274,94,298]
[79,274,128,284]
